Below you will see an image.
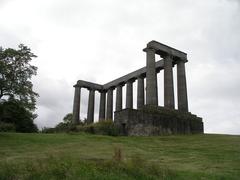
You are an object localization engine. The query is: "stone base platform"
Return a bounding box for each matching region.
[114,105,203,136]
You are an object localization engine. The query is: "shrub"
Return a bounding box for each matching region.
[76,120,120,136]
[41,127,56,133]
[0,99,38,133]
[0,121,16,132]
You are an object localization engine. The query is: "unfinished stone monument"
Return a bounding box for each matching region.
[72,40,203,136]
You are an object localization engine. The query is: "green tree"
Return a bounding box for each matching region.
[0,98,38,132]
[63,113,73,124]
[0,44,38,110]
[0,44,38,132]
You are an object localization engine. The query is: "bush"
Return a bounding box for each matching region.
[0,122,16,132]
[41,123,78,133]
[41,127,56,133]
[41,120,120,136]
[76,120,120,136]
[0,99,38,133]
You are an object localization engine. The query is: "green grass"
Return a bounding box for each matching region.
[0,133,239,179]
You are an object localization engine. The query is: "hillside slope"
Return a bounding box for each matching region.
[0,133,239,179]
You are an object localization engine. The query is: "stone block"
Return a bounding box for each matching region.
[114,105,203,136]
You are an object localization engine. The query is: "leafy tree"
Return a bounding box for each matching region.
[0,98,38,132]
[63,113,73,124]
[0,44,38,132]
[0,44,38,110]
[53,113,74,132]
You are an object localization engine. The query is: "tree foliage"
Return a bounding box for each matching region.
[0,44,38,110]
[0,98,38,132]
[0,44,38,132]
[63,113,73,124]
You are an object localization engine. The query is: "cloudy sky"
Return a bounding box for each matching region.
[0,0,239,135]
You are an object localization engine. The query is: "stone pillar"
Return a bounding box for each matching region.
[145,48,158,106]
[116,84,123,111]
[106,88,113,120]
[87,89,95,124]
[72,86,81,124]
[99,91,106,121]
[177,61,188,112]
[137,76,144,109]
[126,79,134,109]
[164,54,175,109]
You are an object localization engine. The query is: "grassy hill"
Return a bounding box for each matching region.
[0,133,239,179]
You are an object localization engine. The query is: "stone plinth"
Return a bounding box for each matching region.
[114,106,203,136]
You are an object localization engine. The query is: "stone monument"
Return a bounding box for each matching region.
[72,40,203,136]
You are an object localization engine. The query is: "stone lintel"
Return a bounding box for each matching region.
[103,60,164,89]
[143,40,188,62]
[74,59,164,91]
[75,80,103,91]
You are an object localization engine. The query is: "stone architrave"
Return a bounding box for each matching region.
[87,89,95,123]
[177,60,188,112]
[164,54,175,109]
[145,48,158,106]
[99,91,106,121]
[72,86,81,124]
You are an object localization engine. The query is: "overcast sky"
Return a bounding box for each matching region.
[0,0,239,135]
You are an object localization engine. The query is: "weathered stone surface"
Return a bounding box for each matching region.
[177,61,188,112]
[72,87,81,124]
[137,76,144,109]
[106,88,113,120]
[116,85,123,111]
[74,60,164,90]
[103,60,163,90]
[87,89,95,124]
[145,48,158,106]
[164,55,175,109]
[126,80,134,109]
[144,40,187,60]
[114,106,203,136]
[99,91,106,121]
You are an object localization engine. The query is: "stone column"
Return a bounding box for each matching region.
[145,48,158,106]
[116,84,123,111]
[99,90,106,121]
[164,54,175,109]
[106,88,113,120]
[177,61,188,112]
[137,76,144,109]
[87,89,95,124]
[126,79,134,109]
[72,86,81,124]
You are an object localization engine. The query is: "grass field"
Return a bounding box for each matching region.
[0,133,239,179]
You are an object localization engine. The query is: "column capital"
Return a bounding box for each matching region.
[126,78,136,83]
[98,89,107,93]
[176,58,188,64]
[73,84,81,88]
[107,86,115,91]
[138,74,145,79]
[161,52,174,59]
[143,47,156,53]
[86,86,96,91]
[117,82,125,87]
